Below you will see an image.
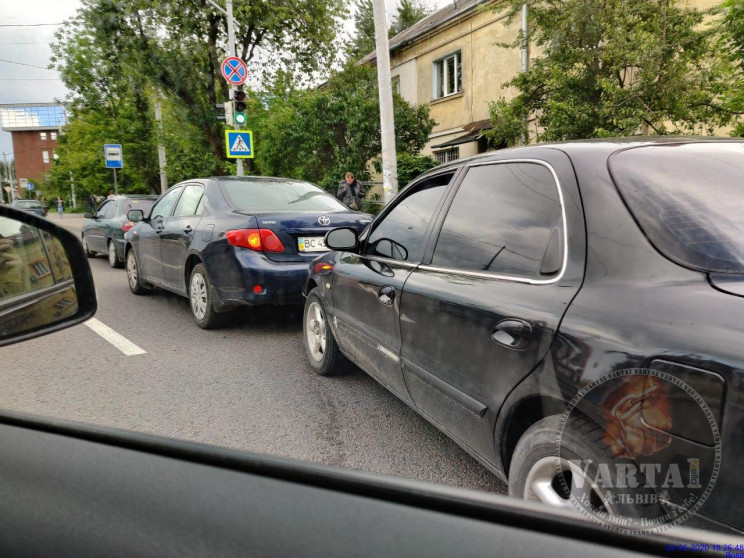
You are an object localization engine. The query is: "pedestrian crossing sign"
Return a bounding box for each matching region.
[225,130,254,158]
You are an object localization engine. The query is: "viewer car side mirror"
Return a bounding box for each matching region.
[0,205,97,347]
[127,209,145,222]
[83,212,94,219]
[325,227,359,251]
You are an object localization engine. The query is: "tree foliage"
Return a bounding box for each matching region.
[253,64,435,189]
[390,0,433,36]
[487,0,735,144]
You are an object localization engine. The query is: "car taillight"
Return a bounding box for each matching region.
[122,221,135,232]
[226,229,285,253]
[313,262,333,274]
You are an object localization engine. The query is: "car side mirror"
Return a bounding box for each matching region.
[325,227,359,251]
[127,209,145,222]
[83,212,93,219]
[0,205,97,347]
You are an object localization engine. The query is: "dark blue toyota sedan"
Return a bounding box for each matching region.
[124,176,372,328]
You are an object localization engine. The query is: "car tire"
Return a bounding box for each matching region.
[126,247,152,295]
[189,263,224,329]
[303,288,349,376]
[509,414,664,524]
[108,240,123,268]
[82,235,95,258]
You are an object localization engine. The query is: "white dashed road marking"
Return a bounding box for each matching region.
[84,318,147,356]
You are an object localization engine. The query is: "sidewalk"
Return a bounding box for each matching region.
[49,212,87,234]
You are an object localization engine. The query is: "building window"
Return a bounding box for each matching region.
[432,52,462,99]
[40,132,47,141]
[391,75,401,95]
[433,147,459,163]
[51,132,57,140]
[53,151,58,160]
[42,150,50,164]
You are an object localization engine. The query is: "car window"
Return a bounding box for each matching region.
[431,163,563,278]
[173,185,204,217]
[96,201,113,219]
[123,198,157,215]
[364,173,453,261]
[104,201,118,219]
[150,187,183,220]
[220,179,347,212]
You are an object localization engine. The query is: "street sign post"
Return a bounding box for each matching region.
[104,144,123,194]
[225,130,254,159]
[220,57,248,86]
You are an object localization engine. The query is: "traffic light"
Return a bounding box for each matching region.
[233,89,247,127]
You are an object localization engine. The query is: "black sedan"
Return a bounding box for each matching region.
[303,138,744,534]
[82,195,158,268]
[124,177,372,328]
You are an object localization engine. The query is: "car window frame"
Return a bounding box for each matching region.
[150,186,185,221]
[420,159,569,286]
[95,201,113,219]
[172,183,205,218]
[359,168,461,266]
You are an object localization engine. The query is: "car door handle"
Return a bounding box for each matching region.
[378,285,396,305]
[183,226,193,234]
[155,227,164,235]
[492,319,532,350]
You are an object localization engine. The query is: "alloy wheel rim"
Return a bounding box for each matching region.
[523,456,617,515]
[305,301,327,362]
[108,242,117,265]
[190,272,207,320]
[127,252,138,289]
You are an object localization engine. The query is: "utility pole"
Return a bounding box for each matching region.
[225,0,243,177]
[69,171,76,209]
[371,0,397,204]
[155,101,168,193]
[1,153,8,204]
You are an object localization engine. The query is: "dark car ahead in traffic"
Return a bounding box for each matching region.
[303,139,744,534]
[10,199,46,218]
[124,177,372,329]
[82,195,158,268]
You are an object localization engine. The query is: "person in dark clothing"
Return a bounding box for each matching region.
[336,172,364,210]
[87,195,96,213]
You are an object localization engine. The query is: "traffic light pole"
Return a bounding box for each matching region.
[225,0,244,177]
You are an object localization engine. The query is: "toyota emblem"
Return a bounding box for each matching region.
[318,216,331,226]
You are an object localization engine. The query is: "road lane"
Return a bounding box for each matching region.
[1,219,508,495]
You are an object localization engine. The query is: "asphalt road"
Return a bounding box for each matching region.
[2,214,507,494]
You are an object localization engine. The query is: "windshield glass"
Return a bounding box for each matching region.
[15,201,41,208]
[610,143,744,274]
[220,179,347,212]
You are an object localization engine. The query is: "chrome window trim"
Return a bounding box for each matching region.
[363,254,419,270]
[421,158,569,286]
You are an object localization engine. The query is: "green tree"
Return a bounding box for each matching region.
[347,0,377,62]
[720,0,744,135]
[390,0,432,36]
[487,0,734,144]
[254,65,435,189]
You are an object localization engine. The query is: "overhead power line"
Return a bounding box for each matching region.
[0,58,52,70]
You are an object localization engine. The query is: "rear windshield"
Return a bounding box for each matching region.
[220,179,347,212]
[123,198,156,213]
[16,200,41,208]
[609,143,744,274]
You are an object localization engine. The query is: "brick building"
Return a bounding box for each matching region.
[0,103,66,198]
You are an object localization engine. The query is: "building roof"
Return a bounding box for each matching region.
[359,0,489,65]
[0,103,67,132]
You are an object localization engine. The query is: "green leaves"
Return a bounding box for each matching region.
[490,0,734,143]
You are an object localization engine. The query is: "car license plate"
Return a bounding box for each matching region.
[298,236,328,252]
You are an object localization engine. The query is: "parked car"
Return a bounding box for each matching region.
[10,199,46,217]
[124,177,373,328]
[82,195,158,268]
[303,138,744,534]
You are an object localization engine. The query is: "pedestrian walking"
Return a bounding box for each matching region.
[336,172,364,210]
[87,194,96,213]
[56,197,64,219]
[107,190,115,200]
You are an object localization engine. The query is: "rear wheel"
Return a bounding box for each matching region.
[126,248,152,295]
[108,240,123,268]
[303,288,349,376]
[189,264,224,329]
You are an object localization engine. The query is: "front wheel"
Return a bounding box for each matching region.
[303,288,349,376]
[189,263,224,329]
[108,240,123,268]
[126,248,152,295]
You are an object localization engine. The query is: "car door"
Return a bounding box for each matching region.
[331,171,456,400]
[88,201,115,252]
[399,154,586,463]
[138,186,183,284]
[160,184,204,291]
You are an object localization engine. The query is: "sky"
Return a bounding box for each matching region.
[0,0,449,160]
